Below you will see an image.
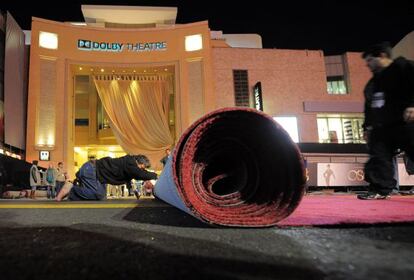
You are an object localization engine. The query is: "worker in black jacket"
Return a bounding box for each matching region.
[358,42,414,200]
[56,155,157,201]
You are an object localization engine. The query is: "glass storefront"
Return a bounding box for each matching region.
[317,115,364,144]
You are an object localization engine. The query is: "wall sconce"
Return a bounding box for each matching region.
[39,31,58,50]
[185,34,203,52]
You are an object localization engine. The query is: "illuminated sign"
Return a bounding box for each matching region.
[77,39,167,52]
[253,82,263,111]
[39,151,50,161]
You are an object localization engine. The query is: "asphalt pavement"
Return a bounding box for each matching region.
[0,197,413,280]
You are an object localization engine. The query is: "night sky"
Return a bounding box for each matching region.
[1,0,413,55]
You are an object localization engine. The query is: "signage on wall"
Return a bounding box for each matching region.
[253,82,263,111]
[77,39,167,52]
[39,150,50,161]
[317,163,369,187]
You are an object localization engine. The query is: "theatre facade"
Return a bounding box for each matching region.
[26,7,219,175]
[20,5,413,182]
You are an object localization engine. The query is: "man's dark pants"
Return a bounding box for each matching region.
[364,123,414,195]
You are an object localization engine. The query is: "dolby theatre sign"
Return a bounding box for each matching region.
[77,39,167,52]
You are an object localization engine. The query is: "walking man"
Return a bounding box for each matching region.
[358,42,414,199]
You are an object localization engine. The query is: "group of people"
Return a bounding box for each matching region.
[29,161,67,199]
[28,147,172,201]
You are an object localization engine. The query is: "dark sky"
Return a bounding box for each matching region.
[1,0,414,55]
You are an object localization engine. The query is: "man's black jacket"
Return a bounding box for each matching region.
[96,155,157,185]
[363,56,414,130]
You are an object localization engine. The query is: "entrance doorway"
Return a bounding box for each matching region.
[72,64,176,173]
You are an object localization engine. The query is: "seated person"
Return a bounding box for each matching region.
[56,155,157,201]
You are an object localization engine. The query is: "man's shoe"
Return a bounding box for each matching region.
[357,192,390,200]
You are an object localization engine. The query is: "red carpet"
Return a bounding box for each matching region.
[155,108,306,227]
[278,194,414,226]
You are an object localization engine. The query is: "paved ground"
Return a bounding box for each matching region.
[0,197,413,280]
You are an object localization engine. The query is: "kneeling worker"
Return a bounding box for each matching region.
[56,155,157,201]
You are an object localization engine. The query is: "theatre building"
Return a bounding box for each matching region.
[1,5,413,185]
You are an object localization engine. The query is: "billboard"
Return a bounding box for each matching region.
[314,162,414,187]
[317,163,368,187]
[398,163,414,186]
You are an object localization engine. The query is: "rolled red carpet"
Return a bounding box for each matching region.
[154,108,306,227]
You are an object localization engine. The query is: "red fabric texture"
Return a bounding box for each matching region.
[170,108,307,227]
[279,195,414,226]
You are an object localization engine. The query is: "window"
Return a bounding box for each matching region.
[327,76,347,95]
[317,115,364,144]
[273,117,299,143]
[324,55,348,95]
[233,70,249,107]
[74,75,90,127]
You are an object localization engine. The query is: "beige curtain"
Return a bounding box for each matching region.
[94,75,174,157]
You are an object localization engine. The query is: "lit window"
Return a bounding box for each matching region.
[273,117,299,143]
[39,31,58,50]
[185,34,203,51]
[327,76,347,95]
[317,115,364,143]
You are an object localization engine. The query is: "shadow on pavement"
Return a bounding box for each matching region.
[0,225,325,280]
[123,205,213,228]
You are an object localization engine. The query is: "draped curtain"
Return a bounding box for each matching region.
[93,75,174,157]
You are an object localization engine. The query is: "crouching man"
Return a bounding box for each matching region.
[56,155,157,201]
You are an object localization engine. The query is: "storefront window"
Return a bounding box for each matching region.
[317,115,364,143]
